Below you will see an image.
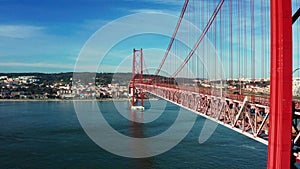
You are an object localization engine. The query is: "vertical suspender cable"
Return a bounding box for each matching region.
[297,0,300,78]
[298,3,300,78]
[208,0,210,82]
[251,0,255,81]
[266,0,270,79]
[244,0,248,78]
[230,0,233,79]
[220,8,222,75]
[214,2,217,83]
[202,0,205,82]
[261,0,265,79]
[155,0,189,76]
[171,0,224,78]
[238,0,241,87]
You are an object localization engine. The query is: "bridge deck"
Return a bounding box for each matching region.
[136,83,300,146]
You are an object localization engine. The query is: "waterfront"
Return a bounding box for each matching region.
[0,100,267,169]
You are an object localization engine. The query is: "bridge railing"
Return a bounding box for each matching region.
[136,82,300,149]
[136,82,270,145]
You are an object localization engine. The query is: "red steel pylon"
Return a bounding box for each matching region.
[130,48,144,107]
[268,0,293,168]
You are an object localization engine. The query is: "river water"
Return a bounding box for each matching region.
[0,100,267,169]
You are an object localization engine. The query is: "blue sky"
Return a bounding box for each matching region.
[0,0,182,73]
[0,0,299,79]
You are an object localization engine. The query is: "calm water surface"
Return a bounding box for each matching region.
[0,100,267,169]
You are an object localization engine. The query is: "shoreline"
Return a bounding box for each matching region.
[0,98,159,102]
[0,98,129,102]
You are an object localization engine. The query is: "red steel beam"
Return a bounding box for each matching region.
[268,0,293,168]
[131,49,137,106]
[154,0,189,76]
[140,48,144,107]
[131,48,143,106]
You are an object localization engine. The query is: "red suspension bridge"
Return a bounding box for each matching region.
[129,0,300,168]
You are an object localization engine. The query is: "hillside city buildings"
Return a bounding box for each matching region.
[1,75,300,100]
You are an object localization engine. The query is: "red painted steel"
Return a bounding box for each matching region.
[268,0,293,168]
[136,83,270,145]
[134,0,297,167]
[131,49,136,106]
[140,49,144,107]
[131,48,144,107]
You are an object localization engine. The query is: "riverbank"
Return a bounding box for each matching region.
[0,98,159,102]
[0,98,129,102]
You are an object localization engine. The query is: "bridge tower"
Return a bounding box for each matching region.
[129,48,144,110]
[268,0,293,169]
